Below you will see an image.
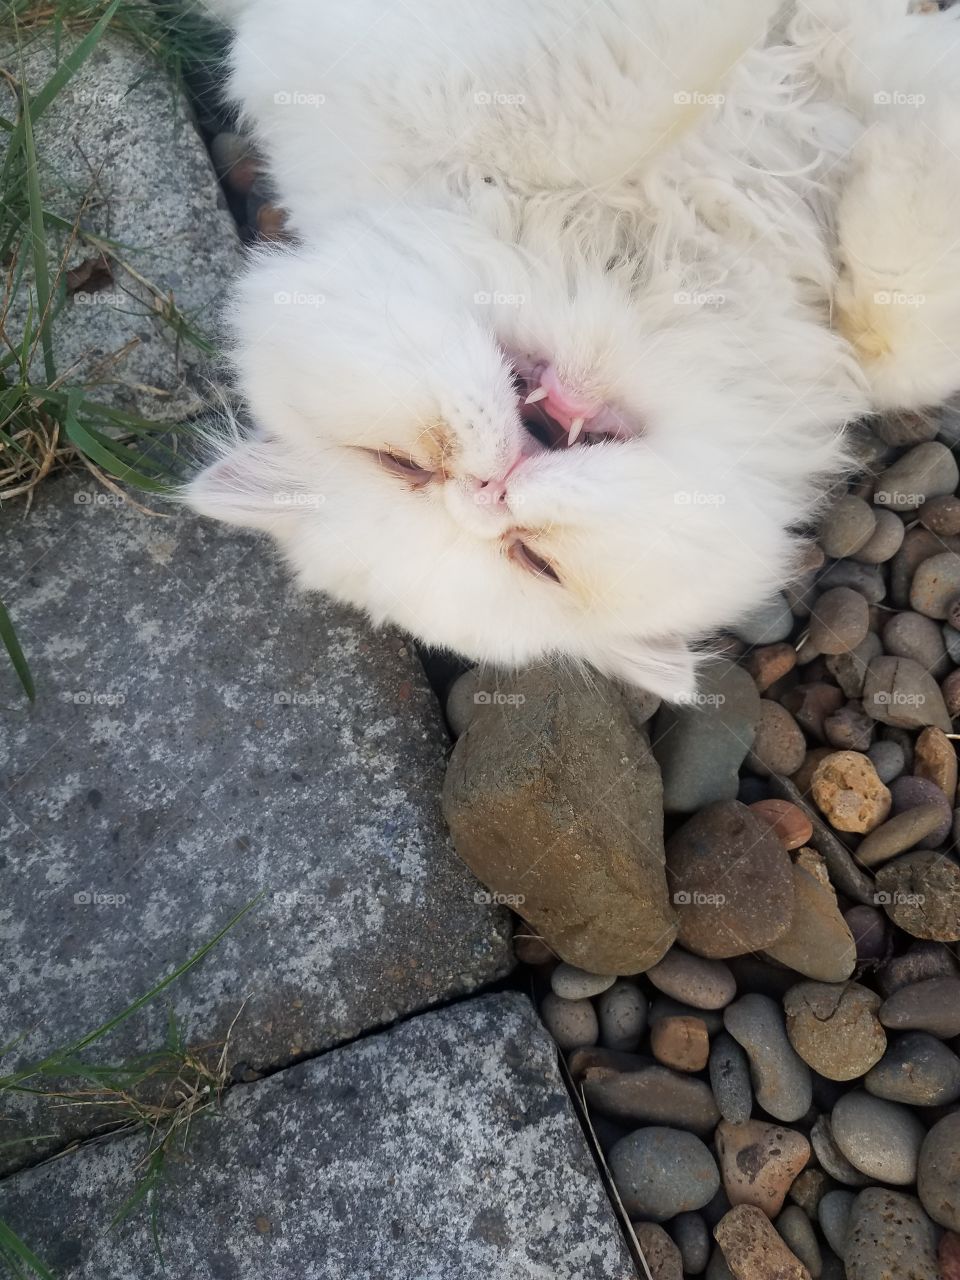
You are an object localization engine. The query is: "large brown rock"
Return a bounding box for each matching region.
[666,802,794,959]
[443,668,677,974]
[714,1205,812,1279]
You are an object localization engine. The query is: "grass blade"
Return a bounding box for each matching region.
[19,68,55,386]
[0,596,34,700]
[0,1219,55,1280]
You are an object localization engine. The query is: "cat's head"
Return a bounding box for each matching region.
[187,242,833,700]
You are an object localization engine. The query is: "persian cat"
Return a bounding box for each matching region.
[188,0,960,698]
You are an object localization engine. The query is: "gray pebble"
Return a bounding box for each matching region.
[855,803,949,868]
[732,593,794,645]
[818,1189,856,1259]
[866,739,906,784]
[817,560,886,603]
[647,950,737,1010]
[597,980,648,1052]
[709,1031,753,1124]
[878,940,959,996]
[873,412,941,447]
[580,1060,720,1135]
[670,1212,710,1276]
[705,1248,735,1280]
[823,702,874,751]
[862,655,953,731]
[880,976,960,1038]
[851,507,905,564]
[550,963,616,1000]
[830,1090,926,1184]
[539,992,599,1051]
[445,669,480,736]
[874,440,959,512]
[865,1031,960,1106]
[826,631,883,698]
[810,1115,871,1186]
[723,993,812,1122]
[820,495,877,558]
[917,1111,960,1230]
[944,622,960,664]
[845,1188,939,1280]
[776,1205,822,1278]
[608,1127,720,1221]
[882,611,950,680]
[844,904,888,960]
[809,587,869,655]
[911,550,960,619]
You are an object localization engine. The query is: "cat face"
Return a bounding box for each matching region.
[186,240,828,700]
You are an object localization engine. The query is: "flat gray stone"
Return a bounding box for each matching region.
[0,993,637,1280]
[0,30,241,419]
[0,474,511,1169]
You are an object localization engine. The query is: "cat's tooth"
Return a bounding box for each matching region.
[567,417,585,446]
[524,385,548,405]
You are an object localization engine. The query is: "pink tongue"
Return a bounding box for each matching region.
[539,364,600,431]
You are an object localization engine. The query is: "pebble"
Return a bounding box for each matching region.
[633,1223,683,1280]
[723,994,812,1122]
[713,1205,812,1280]
[911,550,960,619]
[783,982,886,1081]
[862,655,953,731]
[715,1119,811,1217]
[941,1232,960,1280]
[808,588,869,655]
[646,950,737,1010]
[512,925,555,965]
[880,975,960,1037]
[608,1127,720,1220]
[670,1212,711,1276]
[445,668,481,736]
[775,1206,822,1279]
[809,1115,871,1187]
[550,963,616,1000]
[944,667,960,716]
[651,1016,711,1073]
[946,623,960,663]
[791,747,835,792]
[746,701,807,777]
[851,507,905,564]
[874,440,959,511]
[875,850,960,940]
[877,941,958,996]
[810,750,892,833]
[666,802,795,959]
[914,725,959,798]
[891,527,960,607]
[823,702,874,751]
[649,997,724,1037]
[709,1032,754,1124]
[826,632,883,698]
[855,803,948,867]
[819,495,876,558]
[748,799,812,850]
[743,644,797,693]
[789,1169,832,1219]
[890,771,952,836]
[918,1112,960,1231]
[873,411,940,447]
[817,1190,855,1259]
[539,992,598,1050]
[845,1188,940,1280]
[865,1031,960,1106]
[882,611,951,679]
[830,1090,925,1184]
[209,130,259,192]
[781,683,845,741]
[764,850,857,983]
[597,980,648,1052]
[706,1248,736,1280]
[843,904,887,960]
[769,780,878,904]
[866,738,906,784]
[818,559,886,603]
[581,1061,720,1135]
[919,493,960,535]
[732,594,794,645]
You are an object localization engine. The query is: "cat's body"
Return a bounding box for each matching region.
[190,0,960,697]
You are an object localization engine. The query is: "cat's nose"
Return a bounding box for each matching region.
[468,476,508,508]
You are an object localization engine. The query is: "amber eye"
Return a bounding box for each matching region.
[508,538,561,584]
[364,449,436,487]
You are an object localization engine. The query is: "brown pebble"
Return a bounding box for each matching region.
[716,1119,811,1217]
[919,494,960,536]
[747,700,807,777]
[856,803,949,868]
[714,1204,812,1280]
[823,702,874,752]
[810,751,892,834]
[809,588,870,656]
[513,927,555,966]
[940,1231,960,1280]
[943,669,960,718]
[913,726,958,801]
[749,800,813,850]
[791,748,835,796]
[632,1222,683,1279]
[256,202,289,240]
[781,684,845,742]
[650,1015,711,1073]
[743,643,798,693]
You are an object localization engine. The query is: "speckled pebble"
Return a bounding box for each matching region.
[716,1119,811,1217]
[784,982,886,1081]
[845,1188,939,1280]
[609,1127,720,1221]
[877,942,958,996]
[817,1190,855,1259]
[830,1091,925,1185]
[882,611,950,679]
[809,588,870,656]
[743,644,798,693]
[713,1205,812,1280]
[914,726,958,799]
[919,493,960,535]
[826,632,883,698]
[911,551,960,619]
[865,1031,960,1106]
[651,1016,711,1073]
[918,1113,960,1231]
[818,559,886,603]
[746,700,807,777]
[709,1031,754,1124]
[810,751,892,834]
[597,981,648,1052]
[939,1231,960,1280]
[539,992,599,1051]
[764,850,857,983]
[823,702,874,752]
[550,964,616,1000]
[633,1222,683,1280]
[724,994,812,1123]
[748,799,812,850]
[875,851,960,941]
[647,950,737,1010]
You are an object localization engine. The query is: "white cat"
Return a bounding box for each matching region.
[188,0,960,698]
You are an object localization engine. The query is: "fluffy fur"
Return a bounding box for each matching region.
[189,0,960,698]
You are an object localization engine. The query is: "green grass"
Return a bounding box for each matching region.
[0,897,260,1279]
[0,1,227,697]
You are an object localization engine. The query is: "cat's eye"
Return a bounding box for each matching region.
[508,538,561,584]
[364,448,436,487]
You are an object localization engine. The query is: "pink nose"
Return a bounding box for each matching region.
[471,476,508,507]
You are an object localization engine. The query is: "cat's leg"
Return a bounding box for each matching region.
[833,104,960,411]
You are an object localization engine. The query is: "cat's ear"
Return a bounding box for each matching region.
[185,438,301,531]
[599,638,700,703]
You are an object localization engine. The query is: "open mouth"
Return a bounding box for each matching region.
[510,361,635,452]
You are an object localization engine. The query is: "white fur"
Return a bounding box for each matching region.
[189,0,960,698]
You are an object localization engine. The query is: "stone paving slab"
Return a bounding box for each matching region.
[0,994,636,1280]
[0,474,512,1169]
[0,29,242,420]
